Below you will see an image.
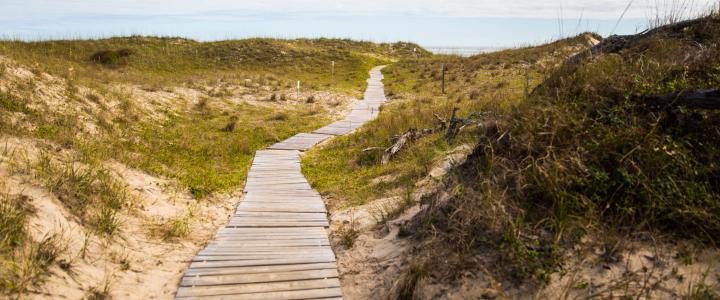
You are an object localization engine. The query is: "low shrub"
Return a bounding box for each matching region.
[89,49,134,66]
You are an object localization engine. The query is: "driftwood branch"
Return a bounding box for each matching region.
[381,128,432,164]
[376,108,491,164]
[433,113,448,129]
[636,89,720,110]
[442,109,489,140]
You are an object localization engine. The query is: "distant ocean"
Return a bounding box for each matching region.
[425,46,506,57]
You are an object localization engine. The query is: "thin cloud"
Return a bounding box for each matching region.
[2,0,716,20]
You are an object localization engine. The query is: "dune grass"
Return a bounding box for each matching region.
[381,16,720,293]
[0,37,425,95]
[302,34,592,208]
[0,36,423,200]
[109,102,331,198]
[33,151,129,236]
[0,35,433,200]
[308,19,720,293]
[0,188,67,296]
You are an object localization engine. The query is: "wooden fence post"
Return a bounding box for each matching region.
[441,63,446,94]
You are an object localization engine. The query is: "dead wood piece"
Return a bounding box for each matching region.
[376,109,489,164]
[433,113,448,129]
[362,147,385,152]
[445,110,488,140]
[381,128,430,165]
[637,89,720,110]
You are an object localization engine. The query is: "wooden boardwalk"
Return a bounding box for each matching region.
[176,66,387,299]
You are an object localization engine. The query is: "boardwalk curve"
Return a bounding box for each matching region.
[176,66,387,299]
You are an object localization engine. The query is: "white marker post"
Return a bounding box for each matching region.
[297,80,301,101]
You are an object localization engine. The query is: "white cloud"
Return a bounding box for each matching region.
[2,0,717,20]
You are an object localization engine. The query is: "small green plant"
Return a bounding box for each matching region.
[195,97,209,111]
[395,261,429,299]
[148,209,192,241]
[268,112,288,121]
[86,93,101,103]
[336,214,360,249]
[0,91,31,113]
[0,193,33,250]
[685,282,719,300]
[160,216,190,241]
[220,116,239,132]
[85,279,112,300]
[189,186,211,199]
[93,206,121,237]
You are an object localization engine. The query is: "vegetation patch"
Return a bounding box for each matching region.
[0,191,67,297]
[302,34,590,207]
[0,91,31,114]
[0,37,425,95]
[110,103,329,198]
[389,15,720,297]
[34,152,129,236]
[90,49,134,66]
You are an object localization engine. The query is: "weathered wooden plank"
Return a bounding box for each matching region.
[215,227,325,232]
[193,254,335,262]
[195,249,332,255]
[183,262,337,276]
[225,223,330,228]
[176,278,340,297]
[211,235,328,241]
[181,268,338,286]
[228,215,328,220]
[227,220,329,225]
[205,241,330,248]
[214,230,326,236]
[236,205,326,210]
[198,248,333,256]
[176,287,343,300]
[189,257,337,269]
[234,208,327,213]
[242,193,321,198]
[236,203,325,208]
[234,212,326,217]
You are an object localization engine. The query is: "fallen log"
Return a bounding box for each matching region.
[637,89,720,110]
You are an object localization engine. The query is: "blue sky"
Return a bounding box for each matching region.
[0,0,716,47]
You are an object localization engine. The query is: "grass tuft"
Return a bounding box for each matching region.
[35,151,128,236]
[0,190,67,297]
[148,212,191,242]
